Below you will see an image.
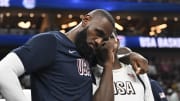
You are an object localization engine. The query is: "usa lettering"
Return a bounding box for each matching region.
[114,81,135,95]
[77,59,91,77]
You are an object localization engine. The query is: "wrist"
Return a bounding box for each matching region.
[117,52,132,59]
[103,62,113,70]
[117,52,132,64]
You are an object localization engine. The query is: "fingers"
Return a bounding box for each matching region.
[142,58,148,73]
[106,39,118,63]
[138,58,148,74]
[95,39,117,65]
[132,60,146,75]
[102,39,118,53]
[132,61,141,74]
[136,67,141,74]
[130,52,149,74]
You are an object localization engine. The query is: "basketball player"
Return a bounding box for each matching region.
[0,9,149,101]
[117,46,168,101]
[93,43,155,101]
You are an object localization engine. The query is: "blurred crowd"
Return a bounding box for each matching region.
[148,57,180,101]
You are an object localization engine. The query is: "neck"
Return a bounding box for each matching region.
[65,23,83,43]
[113,59,122,70]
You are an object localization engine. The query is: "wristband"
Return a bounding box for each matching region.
[117,52,131,59]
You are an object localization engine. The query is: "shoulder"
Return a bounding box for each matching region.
[150,79,168,101]
[31,31,58,39]
[26,31,60,45]
[150,79,164,91]
[150,79,160,87]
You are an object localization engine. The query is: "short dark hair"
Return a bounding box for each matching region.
[89,9,115,27]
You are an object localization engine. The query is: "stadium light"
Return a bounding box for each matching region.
[18,21,31,29]
[68,21,78,27]
[115,23,124,31]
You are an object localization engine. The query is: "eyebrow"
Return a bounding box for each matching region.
[95,28,106,38]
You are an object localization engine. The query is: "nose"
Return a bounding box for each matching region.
[94,38,103,45]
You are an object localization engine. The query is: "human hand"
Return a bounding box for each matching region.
[129,52,148,74]
[95,39,118,67]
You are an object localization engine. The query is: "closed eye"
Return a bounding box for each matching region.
[95,29,109,41]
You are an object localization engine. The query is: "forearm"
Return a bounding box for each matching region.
[93,63,114,101]
[0,67,27,101]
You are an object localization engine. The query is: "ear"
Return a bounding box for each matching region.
[81,15,91,27]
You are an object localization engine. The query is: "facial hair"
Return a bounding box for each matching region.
[74,27,98,67]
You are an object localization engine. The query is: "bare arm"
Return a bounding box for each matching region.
[93,63,114,101]
[0,52,29,101]
[93,39,117,101]
[117,47,148,74]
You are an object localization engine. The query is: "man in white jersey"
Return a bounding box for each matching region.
[93,42,155,101]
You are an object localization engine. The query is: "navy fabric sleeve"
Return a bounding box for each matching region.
[13,33,56,73]
[150,79,168,101]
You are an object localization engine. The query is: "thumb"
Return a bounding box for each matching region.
[132,61,141,74]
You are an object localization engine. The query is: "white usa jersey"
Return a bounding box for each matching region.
[93,63,154,101]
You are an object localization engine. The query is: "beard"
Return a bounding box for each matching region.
[74,27,98,67]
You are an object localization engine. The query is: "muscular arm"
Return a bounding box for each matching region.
[93,39,117,101]
[93,63,114,101]
[0,52,28,101]
[118,47,148,74]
